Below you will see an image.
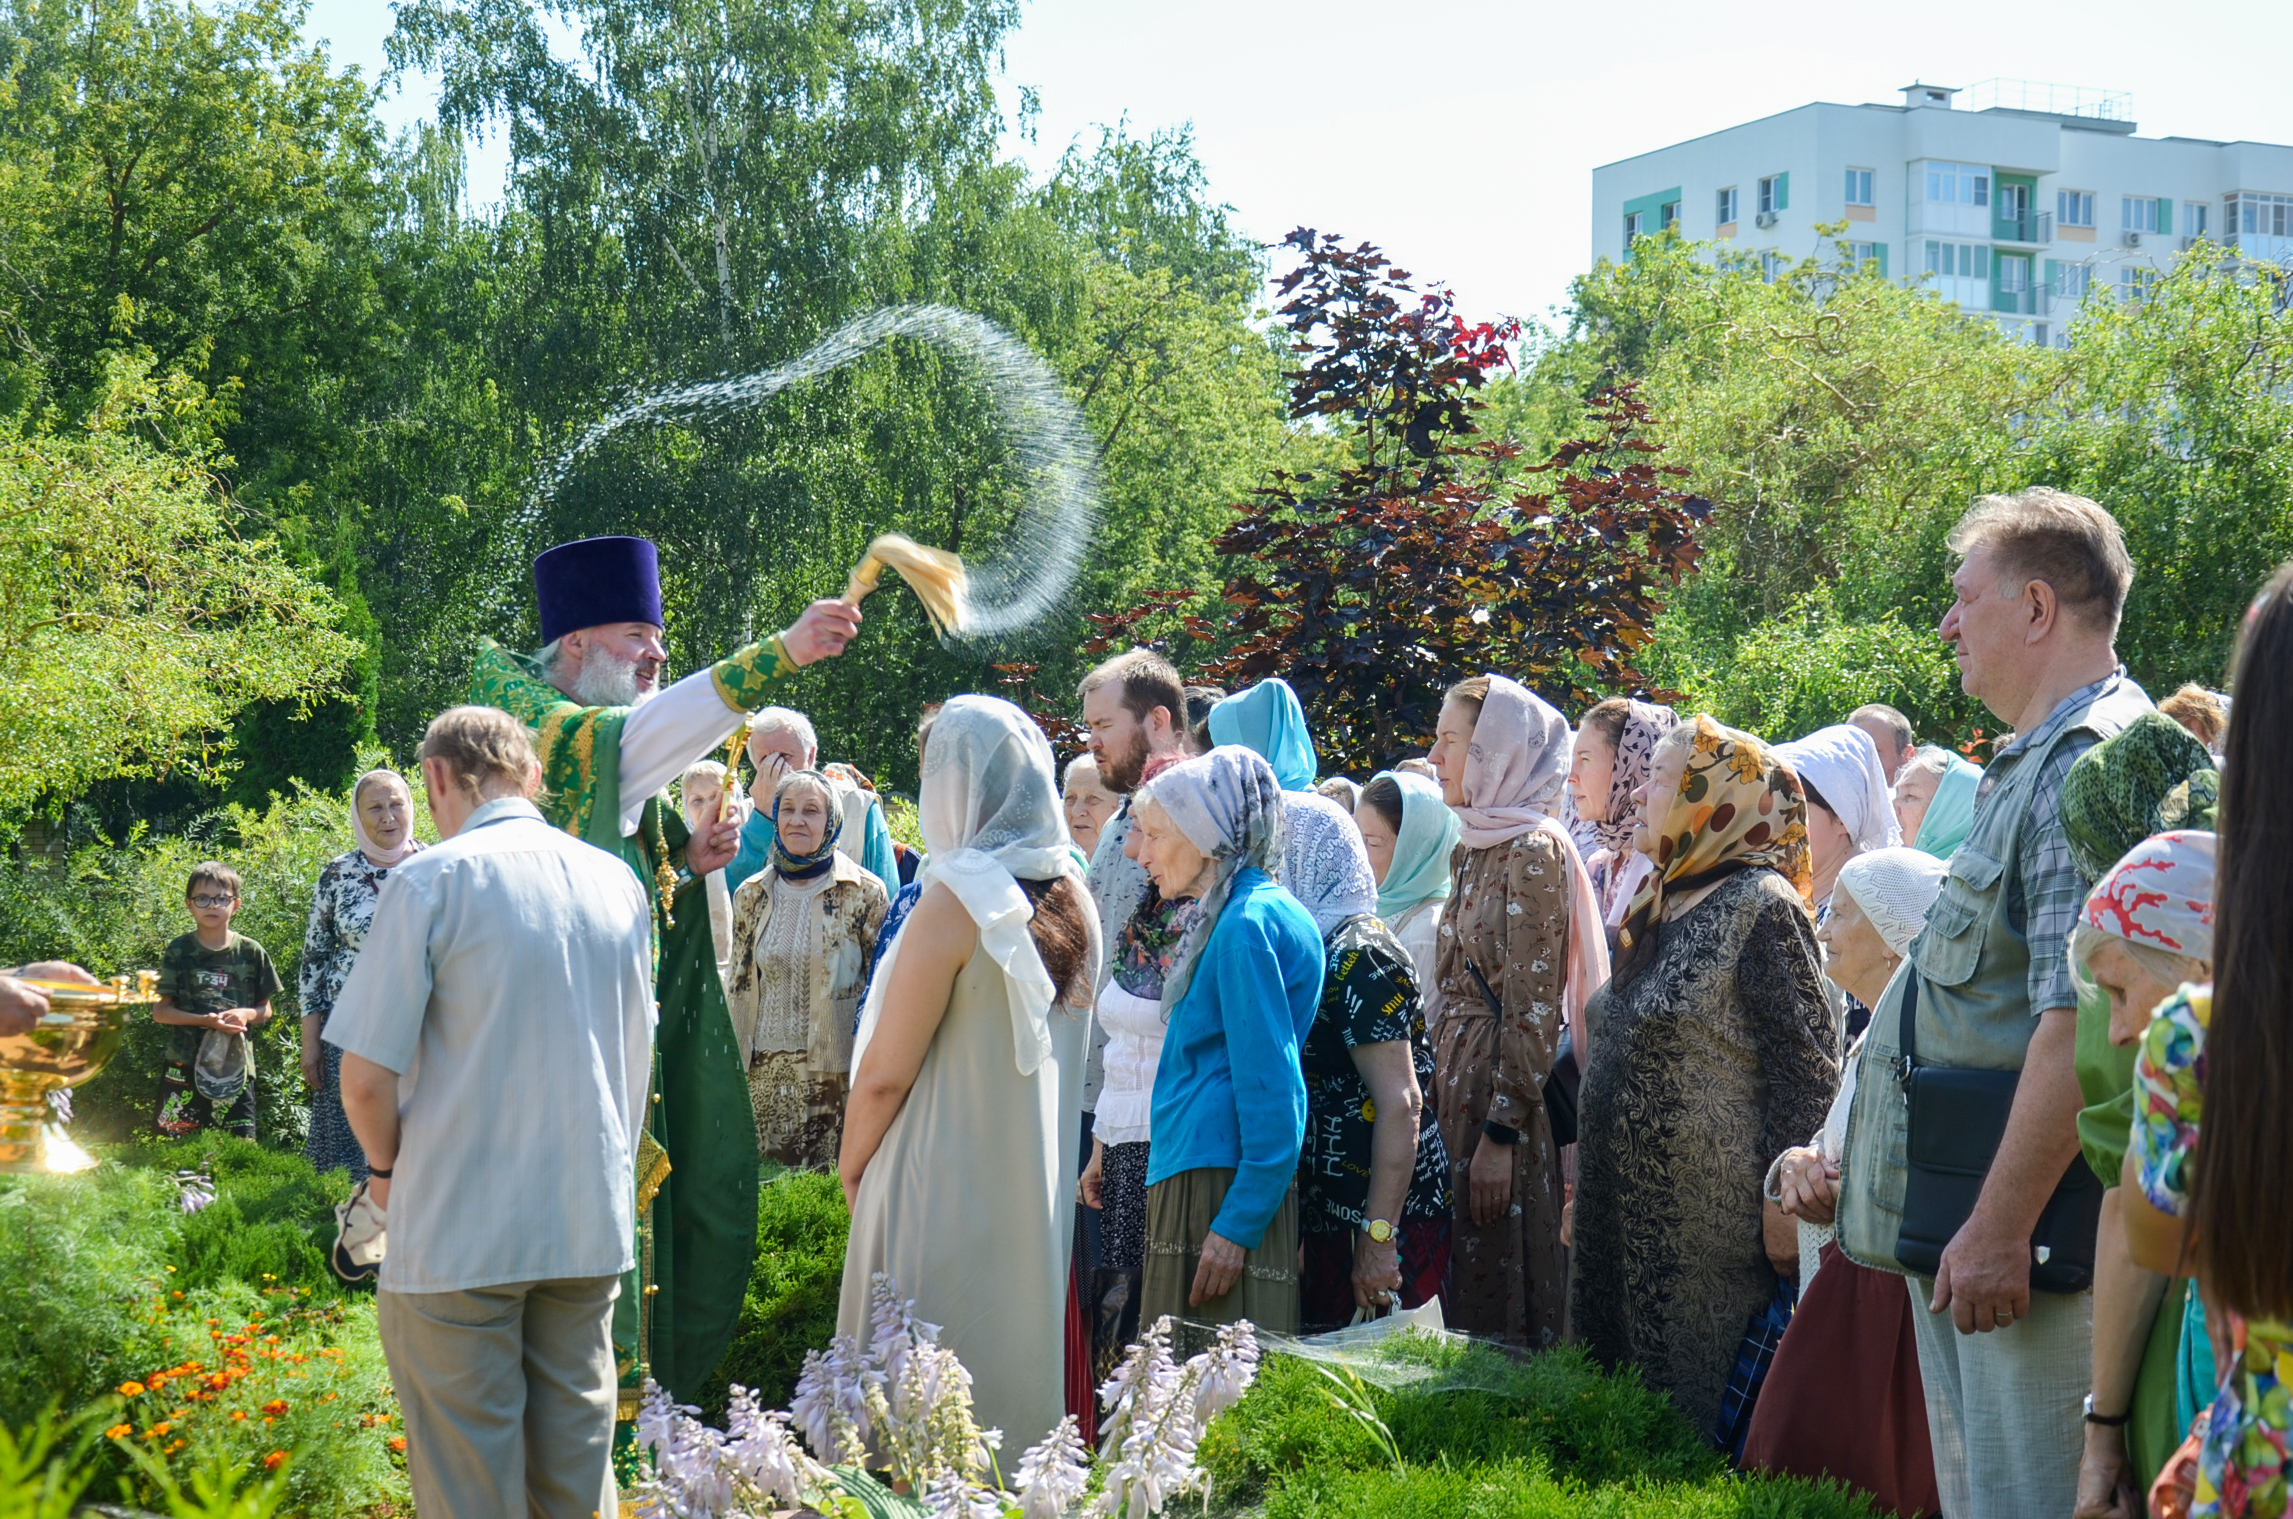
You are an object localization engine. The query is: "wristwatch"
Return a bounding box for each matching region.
[1364,1218,1396,1245]
[2082,1393,2129,1428]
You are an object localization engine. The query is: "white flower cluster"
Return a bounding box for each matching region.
[633,1276,1257,1519]
[633,1381,833,1518]
[173,1163,216,1215]
[1091,1317,1259,1519]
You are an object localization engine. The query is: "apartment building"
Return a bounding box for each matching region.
[1592,80,2293,343]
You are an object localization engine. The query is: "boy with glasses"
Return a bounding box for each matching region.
[153,861,279,1139]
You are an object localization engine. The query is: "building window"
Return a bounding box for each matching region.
[1844,241,1879,269]
[2229,192,2293,238]
[1660,199,1680,230]
[1761,251,1787,282]
[1926,163,1989,207]
[2056,262,2093,300]
[1758,174,1787,215]
[1845,168,1875,206]
[2119,267,2159,301]
[1924,240,1990,278]
[1623,210,1644,249]
[1716,186,1738,226]
[2183,202,2209,239]
[2057,191,2095,227]
[2123,196,2168,233]
[1996,255,2030,294]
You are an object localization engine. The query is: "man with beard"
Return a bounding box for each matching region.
[468,535,859,1442]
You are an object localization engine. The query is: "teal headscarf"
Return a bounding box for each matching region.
[1370,770,1459,922]
[1207,678,1318,792]
[1912,753,1983,860]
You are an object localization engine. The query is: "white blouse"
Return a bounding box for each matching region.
[1091,981,1168,1147]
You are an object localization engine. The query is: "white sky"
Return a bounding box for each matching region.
[310,0,2293,331]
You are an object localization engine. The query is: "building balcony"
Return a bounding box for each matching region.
[1994,210,2053,245]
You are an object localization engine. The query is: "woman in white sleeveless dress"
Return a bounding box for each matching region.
[837,696,1099,1455]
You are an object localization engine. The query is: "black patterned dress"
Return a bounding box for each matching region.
[1568,868,1838,1443]
[299,849,411,1178]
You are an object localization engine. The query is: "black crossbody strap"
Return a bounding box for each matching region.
[1464,956,1503,1018]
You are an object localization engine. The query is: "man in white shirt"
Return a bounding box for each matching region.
[331,706,655,1519]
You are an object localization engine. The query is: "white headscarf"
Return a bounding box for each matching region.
[1775,724,1903,856]
[1833,847,1950,957]
[1135,745,1288,1013]
[853,695,1081,1078]
[1280,791,1377,939]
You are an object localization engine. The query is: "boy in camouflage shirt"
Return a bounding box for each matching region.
[153,861,280,1139]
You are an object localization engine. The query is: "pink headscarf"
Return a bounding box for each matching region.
[1452,675,1612,1052]
[351,769,420,870]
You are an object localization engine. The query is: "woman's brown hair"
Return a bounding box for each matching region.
[1359,774,1406,836]
[1444,674,1491,719]
[2193,560,2293,1320]
[1578,696,1633,750]
[1018,875,1091,1007]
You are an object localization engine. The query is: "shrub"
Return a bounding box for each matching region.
[1654,587,1973,748]
[691,1166,851,1421]
[1255,1459,1879,1519]
[1199,1336,1722,1508]
[0,1147,406,1514]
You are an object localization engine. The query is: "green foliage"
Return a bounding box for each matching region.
[0,1147,405,1515]
[693,1167,851,1421]
[1251,1460,1877,1519]
[1653,588,1972,746]
[1201,1336,1873,1519]
[0,771,423,1148]
[2021,249,2293,690]
[0,359,357,825]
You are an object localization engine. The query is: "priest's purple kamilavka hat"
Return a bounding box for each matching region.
[533,536,663,644]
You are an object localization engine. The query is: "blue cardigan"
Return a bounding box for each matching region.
[1145,867,1325,1249]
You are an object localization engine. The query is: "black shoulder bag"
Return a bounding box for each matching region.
[1465,957,1579,1150]
[1892,975,2103,1293]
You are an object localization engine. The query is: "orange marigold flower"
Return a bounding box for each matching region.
[388,1436,407,1452]
[262,1452,285,1471]
[103,1424,131,1441]
[260,1399,288,1417]
[231,1411,248,1421]
[117,1381,145,1397]
[147,1422,172,1438]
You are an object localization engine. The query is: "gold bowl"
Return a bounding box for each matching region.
[0,971,157,1174]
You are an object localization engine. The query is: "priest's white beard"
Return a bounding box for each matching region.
[570,646,656,708]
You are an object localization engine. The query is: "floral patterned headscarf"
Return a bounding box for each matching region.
[1614,716,1813,988]
[1568,700,1679,865]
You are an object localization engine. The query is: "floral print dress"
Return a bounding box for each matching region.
[2134,984,2291,1519]
[1431,829,1572,1348]
[299,849,408,1178]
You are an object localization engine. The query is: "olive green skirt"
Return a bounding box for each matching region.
[1140,1167,1298,1335]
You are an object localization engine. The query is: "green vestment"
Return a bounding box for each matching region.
[470,633,796,1414]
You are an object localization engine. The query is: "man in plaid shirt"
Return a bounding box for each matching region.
[1901,488,2153,1519]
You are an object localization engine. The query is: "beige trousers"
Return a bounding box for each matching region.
[1907,1274,2093,1519]
[378,1276,621,1519]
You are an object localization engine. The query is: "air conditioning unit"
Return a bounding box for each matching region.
[1754,211,1778,229]
[2123,230,2142,247]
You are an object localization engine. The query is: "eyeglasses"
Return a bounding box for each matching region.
[188,895,238,909]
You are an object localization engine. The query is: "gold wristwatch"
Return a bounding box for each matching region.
[1365,1218,1396,1244]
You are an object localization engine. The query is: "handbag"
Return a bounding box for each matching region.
[1464,957,1579,1149]
[1892,975,2103,1293]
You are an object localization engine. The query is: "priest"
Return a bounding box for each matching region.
[469,535,860,1424]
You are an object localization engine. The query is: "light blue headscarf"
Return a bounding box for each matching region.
[1913,753,1983,860]
[1370,770,1459,923]
[1207,679,1318,792]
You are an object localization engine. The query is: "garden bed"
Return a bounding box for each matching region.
[8,1143,1884,1517]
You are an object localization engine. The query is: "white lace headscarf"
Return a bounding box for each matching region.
[1134,745,1287,1014]
[1281,791,1377,940]
[852,695,1084,1077]
[1832,847,1950,957]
